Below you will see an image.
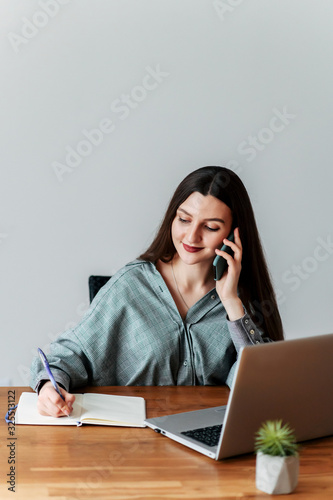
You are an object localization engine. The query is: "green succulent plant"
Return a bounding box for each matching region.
[254,420,299,457]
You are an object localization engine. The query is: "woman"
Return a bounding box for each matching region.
[31,166,283,417]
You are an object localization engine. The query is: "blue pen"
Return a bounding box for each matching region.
[38,347,70,416]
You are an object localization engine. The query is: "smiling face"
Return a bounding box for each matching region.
[171,192,233,266]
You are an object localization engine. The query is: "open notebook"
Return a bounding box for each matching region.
[15,392,146,427]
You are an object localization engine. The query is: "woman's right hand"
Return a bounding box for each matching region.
[37,381,76,417]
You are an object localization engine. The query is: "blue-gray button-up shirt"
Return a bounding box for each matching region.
[30,260,265,392]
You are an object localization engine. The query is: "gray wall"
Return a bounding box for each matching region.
[1,0,333,386]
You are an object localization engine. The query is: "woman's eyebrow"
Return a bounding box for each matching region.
[205,218,225,223]
[177,208,225,224]
[177,208,191,216]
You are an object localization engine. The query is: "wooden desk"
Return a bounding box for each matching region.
[1,386,333,499]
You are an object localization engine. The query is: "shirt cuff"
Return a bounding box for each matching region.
[34,370,70,394]
[227,313,264,353]
[35,379,67,394]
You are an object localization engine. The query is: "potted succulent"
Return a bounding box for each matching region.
[254,420,299,495]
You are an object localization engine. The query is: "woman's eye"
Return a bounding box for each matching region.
[178,217,190,224]
[206,226,219,232]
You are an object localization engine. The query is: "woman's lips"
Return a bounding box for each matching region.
[182,243,203,253]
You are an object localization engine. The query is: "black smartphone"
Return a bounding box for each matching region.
[213,231,235,281]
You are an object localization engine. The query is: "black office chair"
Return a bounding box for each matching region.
[88,275,111,303]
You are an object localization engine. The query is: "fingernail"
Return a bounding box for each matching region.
[61,405,70,415]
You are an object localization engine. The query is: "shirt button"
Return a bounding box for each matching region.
[183,360,188,366]
[250,329,255,335]
[211,294,216,300]
[244,319,249,324]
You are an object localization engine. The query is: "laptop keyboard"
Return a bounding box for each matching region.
[181,424,222,447]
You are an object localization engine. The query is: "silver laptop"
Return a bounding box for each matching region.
[145,333,333,459]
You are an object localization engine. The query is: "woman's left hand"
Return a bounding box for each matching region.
[215,227,244,320]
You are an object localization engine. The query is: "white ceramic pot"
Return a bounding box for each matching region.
[256,451,299,495]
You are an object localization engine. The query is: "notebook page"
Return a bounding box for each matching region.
[81,393,146,427]
[15,392,83,425]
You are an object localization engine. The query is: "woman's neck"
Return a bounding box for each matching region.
[170,255,215,292]
[156,256,216,319]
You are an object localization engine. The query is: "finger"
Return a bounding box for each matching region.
[214,244,237,260]
[221,229,241,253]
[64,391,76,406]
[233,227,243,251]
[41,397,69,417]
[217,232,242,262]
[214,248,231,258]
[63,391,76,413]
[37,397,68,418]
[40,389,65,416]
[216,250,235,281]
[47,388,73,416]
[38,387,74,417]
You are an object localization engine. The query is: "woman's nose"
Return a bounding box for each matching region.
[186,224,202,243]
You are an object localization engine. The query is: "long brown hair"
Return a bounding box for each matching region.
[139,166,283,341]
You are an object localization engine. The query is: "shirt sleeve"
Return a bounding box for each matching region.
[30,273,123,393]
[225,312,273,388]
[30,330,91,393]
[227,312,272,354]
